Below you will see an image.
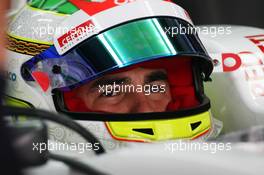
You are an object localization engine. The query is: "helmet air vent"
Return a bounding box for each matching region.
[190,121,202,131]
[132,128,154,135]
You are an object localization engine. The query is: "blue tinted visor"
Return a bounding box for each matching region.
[22,17,213,91]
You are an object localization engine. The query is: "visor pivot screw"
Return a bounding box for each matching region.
[52,65,62,74]
[213,59,220,66]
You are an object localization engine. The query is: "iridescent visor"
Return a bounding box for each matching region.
[22,17,212,91]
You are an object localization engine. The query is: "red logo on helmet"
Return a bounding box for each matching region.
[57,20,95,48]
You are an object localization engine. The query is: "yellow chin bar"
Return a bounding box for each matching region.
[106,111,211,142]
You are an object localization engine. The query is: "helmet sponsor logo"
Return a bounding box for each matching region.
[4,71,17,81]
[57,19,96,49]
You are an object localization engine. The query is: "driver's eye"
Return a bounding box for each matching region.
[100,91,119,97]
[100,86,121,97]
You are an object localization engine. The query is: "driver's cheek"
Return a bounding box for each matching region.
[146,95,171,112]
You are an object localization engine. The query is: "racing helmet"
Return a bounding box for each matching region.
[7,0,215,144]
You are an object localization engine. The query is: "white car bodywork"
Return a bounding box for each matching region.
[25,142,264,175]
[201,26,264,133]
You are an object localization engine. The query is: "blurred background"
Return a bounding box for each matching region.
[174,0,264,28]
[8,0,264,28]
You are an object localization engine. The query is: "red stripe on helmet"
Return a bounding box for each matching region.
[69,0,173,16]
